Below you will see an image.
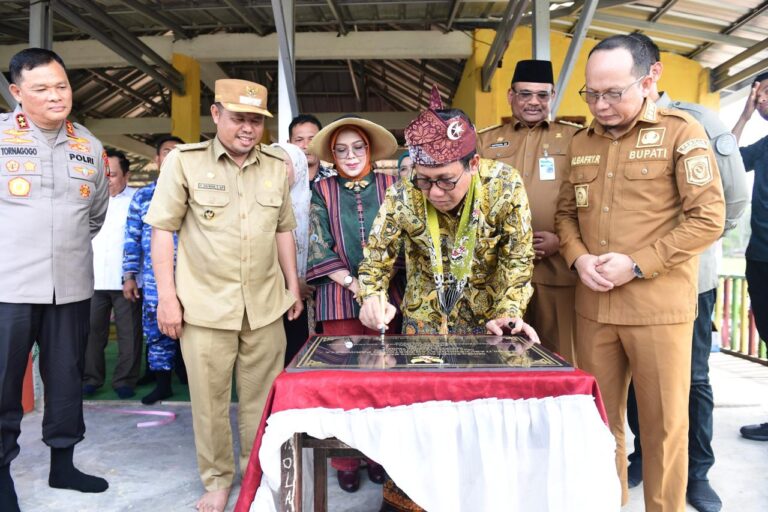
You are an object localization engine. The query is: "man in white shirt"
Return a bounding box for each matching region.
[83,149,142,399]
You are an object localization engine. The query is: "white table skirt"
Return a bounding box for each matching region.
[250,394,620,512]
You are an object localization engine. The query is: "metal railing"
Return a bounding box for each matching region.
[715,275,767,364]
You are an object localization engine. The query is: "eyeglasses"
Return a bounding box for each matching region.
[332,142,368,159]
[411,169,466,191]
[579,75,647,105]
[512,90,552,102]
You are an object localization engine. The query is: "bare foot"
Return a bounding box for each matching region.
[196,488,231,512]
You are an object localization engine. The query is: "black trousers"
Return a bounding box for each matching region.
[627,289,716,481]
[746,259,768,343]
[84,290,142,389]
[0,300,90,466]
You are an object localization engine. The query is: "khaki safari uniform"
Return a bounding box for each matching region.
[146,137,296,490]
[0,107,108,468]
[478,118,579,363]
[555,100,725,512]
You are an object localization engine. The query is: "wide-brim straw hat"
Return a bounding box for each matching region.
[309,116,398,162]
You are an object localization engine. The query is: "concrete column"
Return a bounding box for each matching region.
[171,53,201,143]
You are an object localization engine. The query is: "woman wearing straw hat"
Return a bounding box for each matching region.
[306,115,405,493]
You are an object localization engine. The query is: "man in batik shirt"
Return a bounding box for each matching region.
[358,87,537,338]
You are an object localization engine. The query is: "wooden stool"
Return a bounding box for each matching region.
[280,433,366,512]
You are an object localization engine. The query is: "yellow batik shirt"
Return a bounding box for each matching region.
[358,158,534,335]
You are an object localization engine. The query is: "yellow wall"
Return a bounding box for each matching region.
[171,53,201,143]
[453,27,718,129]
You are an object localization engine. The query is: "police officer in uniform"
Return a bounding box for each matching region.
[555,35,725,512]
[622,34,748,512]
[146,79,302,512]
[478,59,580,364]
[0,48,109,512]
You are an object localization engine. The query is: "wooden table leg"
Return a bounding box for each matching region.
[280,433,303,512]
[313,447,328,512]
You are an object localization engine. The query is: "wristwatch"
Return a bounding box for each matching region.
[121,273,136,284]
[632,263,644,279]
[342,275,354,288]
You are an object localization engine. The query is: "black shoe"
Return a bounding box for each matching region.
[337,469,360,493]
[141,370,173,405]
[740,422,768,441]
[82,384,98,396]
[136,372,155,386]
[627,459,642,488]
[114,386,135,399]
[687,480,722,512]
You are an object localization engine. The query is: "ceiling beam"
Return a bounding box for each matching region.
[591,13,759,49]
[648,0,680,23]
[712,38,768,85]
[445,0,462,32]
[482,0,529,92]
[326,0,348,36]
[118,0,191,39]
[712,56,768,92]
[687,0,768,59]
[199,62,230,92]
[50,1,185,94]
[222,0,267,37]
[0,32,472,70]
[88,70,164,114]
[99,135,157,160]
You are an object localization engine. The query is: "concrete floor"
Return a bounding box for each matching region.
[11,352,768,512]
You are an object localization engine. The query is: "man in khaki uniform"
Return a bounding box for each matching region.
[478,59,579,363]
[555,35,725,512]
[146,79,302,512]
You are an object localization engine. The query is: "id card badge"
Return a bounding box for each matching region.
[539,157,556,181]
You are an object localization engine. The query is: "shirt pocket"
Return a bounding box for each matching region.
[568,165,599,211]
[254,187,281,232]
[621,160,670,211]
[66,161,98,203]
[192,189,231,224]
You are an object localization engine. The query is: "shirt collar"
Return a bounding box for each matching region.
[512,116,549,131]
[212,136,260,168]
[586,98,658,138]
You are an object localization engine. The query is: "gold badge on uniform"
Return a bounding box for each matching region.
[69,142,91,154]
[8,176,30,197]
[642,101,657,122]
[73,166,95,177]
[5,160,20,173]
[79,184,91,198]
[207,172,215,178]
[636,127,665,148]
[684,155,713,186]
[575,184,589,208]
[23,161,35,172]
[265,180,273,188]
[204,209,215,220]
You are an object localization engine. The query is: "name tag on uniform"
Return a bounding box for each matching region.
[539,157,555,181]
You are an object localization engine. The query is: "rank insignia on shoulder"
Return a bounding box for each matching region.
[684,155,713,186]
[677,138,708,155]
[575,184,589,208]
[8,176,31,197]
[65,120,76,139]
[15,113,28,130]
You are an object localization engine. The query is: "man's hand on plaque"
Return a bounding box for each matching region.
[485,317,540,343]
[360,294,397,332]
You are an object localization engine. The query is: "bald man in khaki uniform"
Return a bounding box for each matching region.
[555,36,724,512]
[147,79,302,512]
[478,59,579,364]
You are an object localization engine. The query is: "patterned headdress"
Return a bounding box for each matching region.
[404,85,477,167]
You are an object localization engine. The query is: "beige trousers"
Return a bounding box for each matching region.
[181,315,286,490]
[576,314,692,512]
[527,283,577,366]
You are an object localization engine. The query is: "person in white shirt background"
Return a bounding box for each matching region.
[82,149,142,399]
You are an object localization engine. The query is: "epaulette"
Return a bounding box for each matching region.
[670,100,707,116]
[477,124,502,134]
[177,140,212,152]
[658,107,697,124]
[556,119,583,129]
[260,144,288,160]
[0,112,9,122]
